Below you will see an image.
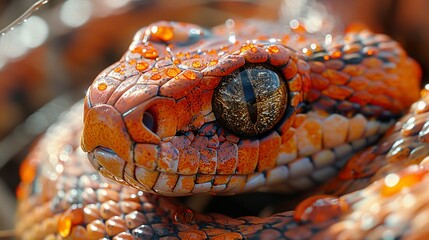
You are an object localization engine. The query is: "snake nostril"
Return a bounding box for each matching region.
[142,111,157,133]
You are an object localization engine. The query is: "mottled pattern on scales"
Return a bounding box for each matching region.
[15,20,425,239]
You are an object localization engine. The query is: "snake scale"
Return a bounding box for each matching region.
[15,20,428,239]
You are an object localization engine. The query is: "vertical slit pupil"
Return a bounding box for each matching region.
[240,69,258,124]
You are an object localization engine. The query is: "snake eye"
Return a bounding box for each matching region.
[213,64,288,138]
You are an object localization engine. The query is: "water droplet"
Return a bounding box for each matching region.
[192,60,202,68]
[209,59,218,66]
[166,67,181,77]
[135,61,149,71]
[150,73,161,80]
[142,48,158,59]
[131,45,159,59]
[97,82,108,91]
[183,70,197,80]
[240,44,253,53]
[331,51,342,59]
[267,45,279,53]
[151,25,174,42]
[381,168,427,196]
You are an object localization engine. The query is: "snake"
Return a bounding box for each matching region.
[15,20,427,239]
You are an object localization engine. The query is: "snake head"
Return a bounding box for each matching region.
[81,21,420,196]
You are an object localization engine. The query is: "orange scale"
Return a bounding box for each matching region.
[88,77,121,106]
[347,76,369,91]
[119,201,142,214]
[292,114,307,128]
[342,64,366,77]
[196,174,214,184]
[282,59,298,80]
[134,143,159,170]
[124,211,146,229]
[196,76,221,92]
[302,72,312,92]
[348,90,372,106]
[186,88,214,117]
[365,68,386,81]
[92,150,126,180]
[216,141,238,175]
[223,175,246,193]
[83,205,100,224]
[367,81,387,95]
[100,200,121,220]
[236,139,259,174]
[294,195,349,223]
[310,72,330,91]
[175,99,193,131]
[370,95,394,112]
[174,175,196,194]
[153,173,179,192]
[266,45,290,66]
[306,89,321,102]
[257,132,281,172]
[290,92,303,107]
[177,146,200,175]
[324,59,344,70]
[213,175,231,186]
[159,70,202,100]
[197,148,217,174]
[113,84,159,114]
[288,74,302,92]
[338,147,379,180]
[362,57,383,68]
[178,230,207,239]
[170,135,192,150]
[86,220,106,239]
[158,142,179,173]
[322,85,354,100]
[297,59,310,75]
[105,216,127,237]
[309,61,325,74]
[135,167,159,190]
[240,46,268,63]
[322,69,350,85]
[278,129,297,161]
[201,55,245,77]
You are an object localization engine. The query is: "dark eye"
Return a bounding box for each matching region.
[212,64,288,137]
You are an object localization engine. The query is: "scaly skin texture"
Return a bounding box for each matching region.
[16,21,423,239]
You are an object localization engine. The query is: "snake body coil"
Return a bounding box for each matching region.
[16,21,425,239]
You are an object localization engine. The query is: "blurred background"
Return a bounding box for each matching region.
[0,0,428,235]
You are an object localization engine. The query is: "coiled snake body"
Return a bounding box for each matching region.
[16,20,427,239]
